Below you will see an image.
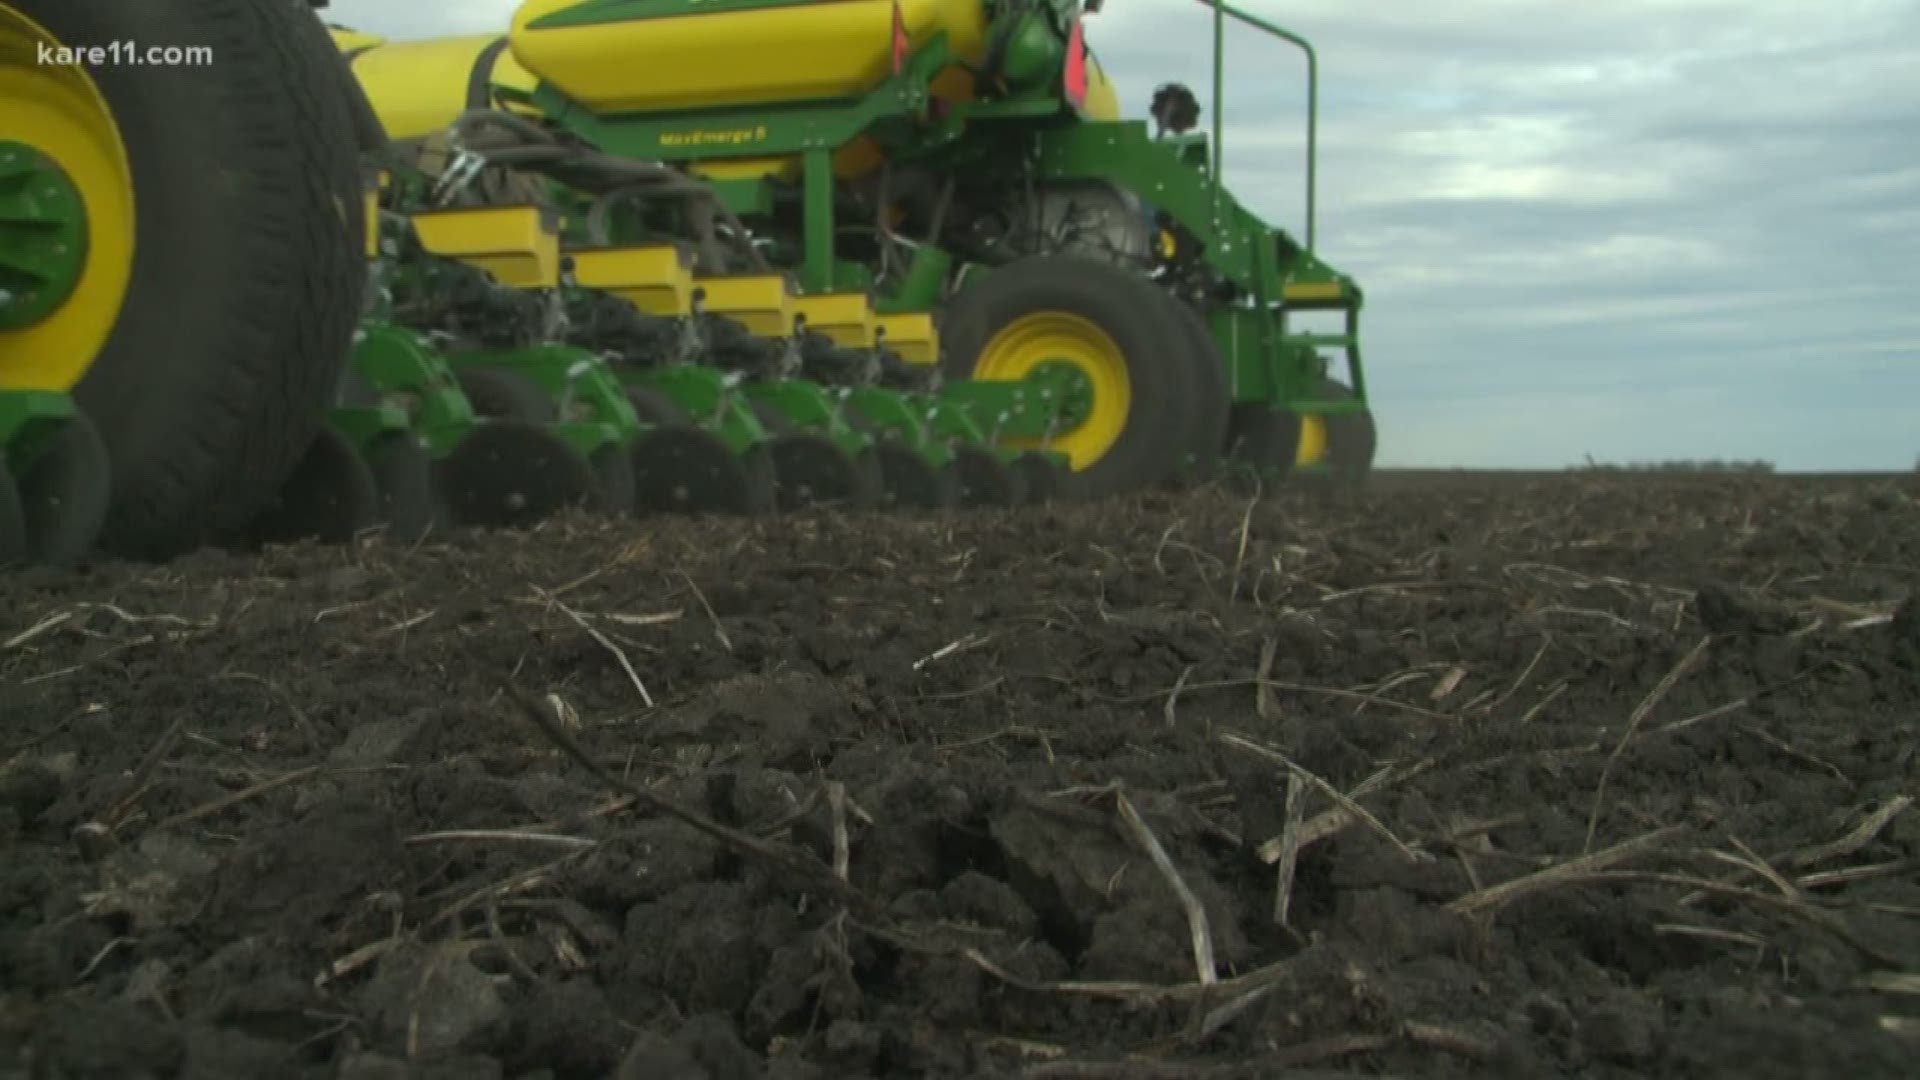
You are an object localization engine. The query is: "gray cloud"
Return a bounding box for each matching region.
[325,0,1920,469]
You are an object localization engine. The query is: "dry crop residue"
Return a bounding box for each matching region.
[3,471,1917,1078]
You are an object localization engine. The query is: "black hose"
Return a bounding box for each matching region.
[477,146,574,167]
[553,157,685,187]
[443,108,768,273]
[585,186,650,246]
[584,182,729,243]
[453,107,558,146]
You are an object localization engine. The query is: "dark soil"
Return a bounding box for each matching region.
[3,471,1918,1079]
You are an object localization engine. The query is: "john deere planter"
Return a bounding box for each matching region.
[2,0,1376,569]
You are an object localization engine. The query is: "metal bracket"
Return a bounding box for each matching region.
[432,148,488,207]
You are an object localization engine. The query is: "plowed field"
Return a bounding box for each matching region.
[4,471,1918,1078]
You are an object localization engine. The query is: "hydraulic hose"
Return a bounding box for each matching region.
[453,107,559,146]
[445,109,769,272]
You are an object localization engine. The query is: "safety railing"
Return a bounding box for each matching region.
[1192,0,1319,252]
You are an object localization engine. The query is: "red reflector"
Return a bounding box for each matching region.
[891,0,909,74]
[1064,15,1087,105]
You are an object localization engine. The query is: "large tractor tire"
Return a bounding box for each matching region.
[940,256,1193,499]
[1,0,369,561]
[1224,403,1302,490]
[1162,296,1232,487]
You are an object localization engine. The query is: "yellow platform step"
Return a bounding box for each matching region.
[696,274,797,338]
[876,313,940,365]
[794,293,877,349]
[569,245,696,317]
[409,205,560,289]
[1281,281,1348,305]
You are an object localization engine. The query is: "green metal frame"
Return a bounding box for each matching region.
[742,379,875,458]
[622,363,774,454]
[844,386,951,468]
[935,372,1080,443]
[442,344,642,458]
[0,388,75,466]
[875,245,952,314]
[1200,0,1315,251]
[326,401,415,450]
[333,322,483,457]
[1195,0,1368,412]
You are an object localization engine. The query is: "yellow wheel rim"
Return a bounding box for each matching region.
[0,4,135,391]
[1295,413,1328,468]
[972,312,1130,470]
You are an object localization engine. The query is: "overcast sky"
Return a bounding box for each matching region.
[327,0,1920,471]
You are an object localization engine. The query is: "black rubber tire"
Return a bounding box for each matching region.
[453,367,639,512]
[850,447,888,510]
[0,466,26,567]
[1317,378,1378,487]
[363,432,437,545]
[31,0,366,560]
[734,444,780,517]
[434,420,596,529]
[243,425,381,546]
[873,442,959,510]
[1162,296,1232,487]
[455,366,555,421]
[13,411,111,568]
[630,427,775,516]
[1223,403,1302,491]
[769,433,878,511]
[590,441,638,516]
[939,255,1192,499]
[950,445,1027,508]
[12,413,113,567]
